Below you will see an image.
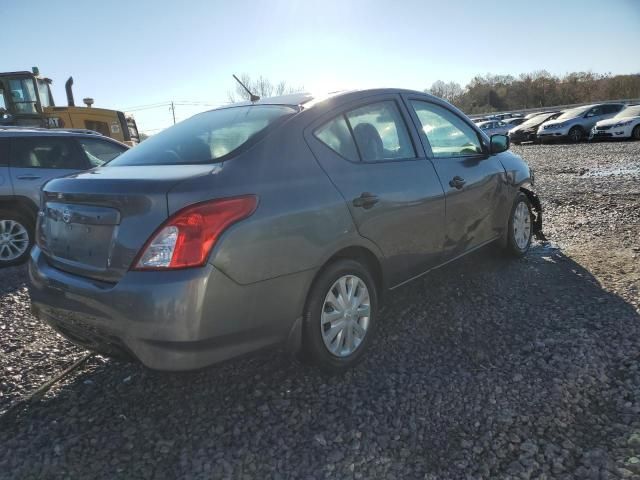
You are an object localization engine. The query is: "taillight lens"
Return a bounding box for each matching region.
[133,195,258,270]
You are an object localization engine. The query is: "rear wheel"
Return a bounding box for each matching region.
[301,259,378,373]
[503,193,532,257]
[568,126,584,143]
[632,125,640,140]
[0,210,34,267]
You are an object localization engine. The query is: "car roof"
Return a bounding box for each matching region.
[0,127,129,148]
[0,127,107,139]
[214,88,440,110]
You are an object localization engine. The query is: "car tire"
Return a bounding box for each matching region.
[0,209,34,267]
[568,126,584,143]
[503,193,533,258]
[513,141,521,145]
[301,259,378,373]
[632,125,640,141]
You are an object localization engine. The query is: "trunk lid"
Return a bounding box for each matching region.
[38,165,216,282]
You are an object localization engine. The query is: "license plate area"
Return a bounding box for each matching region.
[39,202,120,269]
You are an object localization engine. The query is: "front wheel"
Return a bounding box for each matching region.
[0,210,34,267]
[568,126,584,143]
[301,259,378,373]
[503,193,533,257]
[632,125,640,140]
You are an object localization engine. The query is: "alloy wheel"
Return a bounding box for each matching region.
[0,219,30,262]
[320,275,371,357]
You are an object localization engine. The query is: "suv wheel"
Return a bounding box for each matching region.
[568,126,584,143]
[302,259,378,373]
[0,210,34,267]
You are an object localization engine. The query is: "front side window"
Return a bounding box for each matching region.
[109,105,296,166]
[410,101,483,158]
[315,116,359,162]
[9,78,38,114]
[11,137,86,169]
[344,101,415,162]
[36,79,52,108]
[77,138,127,167]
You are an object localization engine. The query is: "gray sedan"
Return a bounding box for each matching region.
[29,89,543,372]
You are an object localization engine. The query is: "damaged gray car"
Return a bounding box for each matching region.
[29,89,543,372]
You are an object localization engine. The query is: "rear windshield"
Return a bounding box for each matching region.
[520,112,557,127]
[108,105,296,166]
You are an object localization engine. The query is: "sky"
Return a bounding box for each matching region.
[2,0,639,134]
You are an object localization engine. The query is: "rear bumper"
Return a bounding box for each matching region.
[508,131,537,143]
[537,131,568,142]
[28,246,312,370]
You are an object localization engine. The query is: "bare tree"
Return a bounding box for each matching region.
[426,80,463,104]
[227,74,304,103]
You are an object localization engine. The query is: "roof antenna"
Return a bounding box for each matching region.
[233,74,260,103]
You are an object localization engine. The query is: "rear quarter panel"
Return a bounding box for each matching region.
[167,119,363,286]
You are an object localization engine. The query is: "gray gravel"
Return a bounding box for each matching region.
[1,141,639,479]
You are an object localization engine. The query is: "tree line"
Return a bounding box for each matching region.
[427,71,640,114]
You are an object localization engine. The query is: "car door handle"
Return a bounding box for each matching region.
[449,176,466,189]
[16,175,42,180]
[352,192,379,209]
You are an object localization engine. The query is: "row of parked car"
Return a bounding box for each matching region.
[472,103,640,144]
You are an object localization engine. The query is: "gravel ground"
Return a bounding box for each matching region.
[1,141,639,479]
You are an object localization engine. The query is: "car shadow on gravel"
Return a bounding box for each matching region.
[3,244,640,479]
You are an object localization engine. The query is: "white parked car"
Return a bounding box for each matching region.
[537,103,625,143]
[590,105,640,141]
[477,120,510,136]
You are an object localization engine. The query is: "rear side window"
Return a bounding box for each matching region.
[11,137,87,169]
[603,104,623,114]
[0,139,8,166]
[77,138,127,167]
[345,101,415,162]
[410,101,482,158]
[108,105,296,166]
[315,116,359,162]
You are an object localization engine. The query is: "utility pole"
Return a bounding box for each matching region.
[170,101,176,124]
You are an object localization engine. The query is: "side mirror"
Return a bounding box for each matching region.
[490,134,509,154]
[0,110,14,125]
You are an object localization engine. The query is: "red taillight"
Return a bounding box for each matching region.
[132,195,258,270]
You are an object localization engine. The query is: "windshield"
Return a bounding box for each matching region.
[36,79,52,107]
[108,105,296,166]
[556,106,590,121]
[8,77,38,114]
[615,105,640,118]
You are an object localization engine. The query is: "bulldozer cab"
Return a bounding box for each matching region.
[0,71,52,126]
[0,69,139,146]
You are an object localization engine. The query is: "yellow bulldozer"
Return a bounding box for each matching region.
[0,67,139,146]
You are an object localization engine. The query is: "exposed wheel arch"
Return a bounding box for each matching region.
[519,187,545,240]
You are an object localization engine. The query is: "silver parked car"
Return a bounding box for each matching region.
[477,120,511,136]
[537,103,625,143]
[0,128,128,266]
[29,89,543,372]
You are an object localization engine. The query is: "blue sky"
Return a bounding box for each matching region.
[3,0,639,133]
